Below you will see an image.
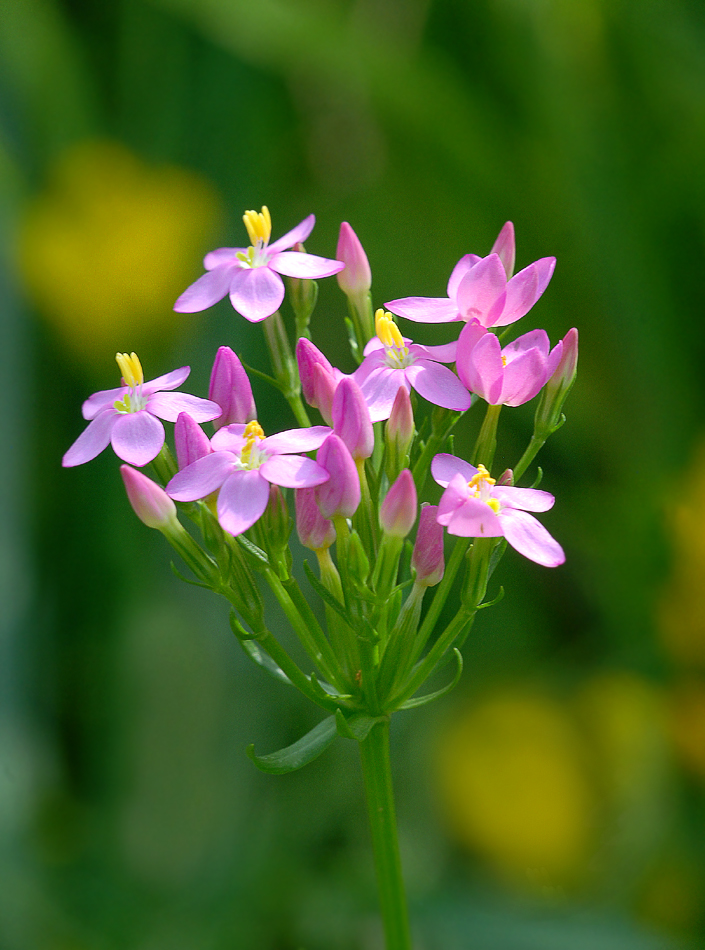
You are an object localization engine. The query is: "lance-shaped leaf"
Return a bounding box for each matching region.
[335,709,387,742]
[246,716,337,774]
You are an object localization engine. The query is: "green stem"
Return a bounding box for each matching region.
[472,402,502,471]
[358,719,412,950]
[513,433,546,483]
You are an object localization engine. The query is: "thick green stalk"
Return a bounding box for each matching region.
[472,402,502,470]
[358,719,412,950]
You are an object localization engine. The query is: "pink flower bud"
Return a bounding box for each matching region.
[209,346,255,429]
[411,504,445,587]
[549,327,578,392]
[534,328,578,435]
[336,222,372,297]
[386,385,414,453]
[121,465,178,529]
[490,221,516,279]
[497,468,514,486]
[174,412,212,470]
[380,469,417,539]
[332,377,374,460]
[315,434,361,519]
[296,338,336,408]
[295,487,336,551]
[312,363,336,427]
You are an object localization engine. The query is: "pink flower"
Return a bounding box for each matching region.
[121,465,178,529]
[166,420,331,537]
[432,453,564,567]
[385,222,554,329]
[62,353,221,468]
[456,325,563,407]
[296,337,346,425]
[353,310,471,422]
[174,207,344,322]
[209,346,256,429]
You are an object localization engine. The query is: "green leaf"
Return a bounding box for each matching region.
[246,716,337,774]
[399,649,463,710]
[236,534,270,568]
[303,560,356,629]
[335,709,387,741]
[240,640,293,686]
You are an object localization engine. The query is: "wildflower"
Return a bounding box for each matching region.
[62,353,221,468]
[457,325,563,407]
[174,207,344,322]
[380,470,417,539]
[332,377,374,460]
[386,223,554,329]
[336,222,371,298]
[209,346,256,429]
[121,465,178,529]
[296,337,346,425]
[166,421,331,537]
[353,310,471,422]
[432,454,564,567]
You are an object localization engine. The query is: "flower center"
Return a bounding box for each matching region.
[236,206,272,268]
[114,351,147,413]
[239,420,266,468]
[468,464,500,513]
[375,309,413,369]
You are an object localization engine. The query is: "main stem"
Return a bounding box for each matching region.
[358,719,412,950]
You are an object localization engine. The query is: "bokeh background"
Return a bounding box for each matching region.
[3,0,705,947]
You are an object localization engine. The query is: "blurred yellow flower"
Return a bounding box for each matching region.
[657,440,705,668]
[435,689,595,891]
[17,140,221,368]
[669,678,705,782]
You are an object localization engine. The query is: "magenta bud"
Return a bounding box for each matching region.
[174,412,212,470]
[550,327,578,391]
[295,487,336,551]
[490,221,516,279]
[497,468,514,486]
[380,469,417,539]
[312,363,336,427]
[411,504,445,587]
[121,465,178,530]
[297,338,336,407]
[332,377,374,460]
[336,222,372,297]
[209,346,256,429]
[315,434,361,519]
[534,327,578,435]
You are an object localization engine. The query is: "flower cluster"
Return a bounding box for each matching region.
[63,207,577,727]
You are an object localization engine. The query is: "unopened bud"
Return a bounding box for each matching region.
[380,469,417,539]
[333,377,374,460]
[174,412,212,470]
[315,434,361,519]
[411,504,444,587]
[385,385,414,480]
[336,222,371,297]
[490,221,516,279]
[295,487,336,551]
[534,327,578,435]
[209,346,256,429]
[288,242,319,338]
[121,465,178,530]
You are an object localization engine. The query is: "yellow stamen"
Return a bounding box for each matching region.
[115,352,144,388]
[468,463,496,491]
[242,206,271,246]
[375,309,405,349]
[487,498,500,514]
[240,420,265,464]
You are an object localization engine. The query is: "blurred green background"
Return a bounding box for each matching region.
[3,0,705,947]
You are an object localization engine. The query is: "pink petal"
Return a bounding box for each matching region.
[499,347,547,406]
[204,247,243,269]
[499,508,565,566]
[431,454,477,488]
[260,454,329,488]
[267,214,316,254]
[455,254,507,325]
[490,222,515,279]
[142,366,191,395]
[217,469,270,536]
[410,340,458,363]
[174,265,235,313]
[353,350,386,388]
[62,410,117,466]
[147,392,222,423]
[447,254,481,298]
[444,496,503,538]
[229,266,284,322]
[385,296,461,324]
[211,424,247,453]
[269,251,344,279]
[492,487,555,512]
[461,331,504,404]
[362,337,385,358]
[261,426,332,455]
[166,451,237,501]
[82,387,125,420]
[357,366,410,422]
[436,473,472,521]
[405,360,471,412]
[110,411,165,467]
[494,257,555,327]
[503,329,550,361]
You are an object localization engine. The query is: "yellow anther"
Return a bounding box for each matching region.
[242,206,271,246]
[468,463,496,491]
[487,498,501,514]
[115,352,144,388]
[375,309,405,349]
[240,420,265,464]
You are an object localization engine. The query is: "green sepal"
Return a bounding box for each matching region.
[236,534,270,570]
[487,537,508,579]
[335,709,387,742]
[399,649,463,710]
[169,562,213,590]
[343,315,361,364]
[239,359,285,395]
[246,716,337,774]
[530,466,543,489]
[477,586,505,609]
[240,640,293,686]
[309,672,352,704]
